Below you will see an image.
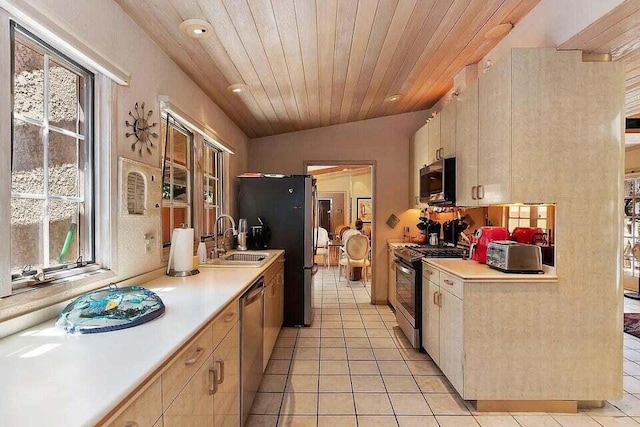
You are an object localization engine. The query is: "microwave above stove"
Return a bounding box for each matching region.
[420,157,456,205]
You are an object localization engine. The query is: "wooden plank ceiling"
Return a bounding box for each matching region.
[117,0,540,137]
[560,0,640,118]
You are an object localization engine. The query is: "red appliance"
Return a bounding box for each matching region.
[471,227,510,264]
[511,227,545,245]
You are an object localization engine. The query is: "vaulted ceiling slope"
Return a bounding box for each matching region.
[560,0,640,118]
[117,0,539,137]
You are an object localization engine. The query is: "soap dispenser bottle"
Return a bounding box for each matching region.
[197,237,207,263]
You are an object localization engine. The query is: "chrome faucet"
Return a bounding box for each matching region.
[213,215,237,258]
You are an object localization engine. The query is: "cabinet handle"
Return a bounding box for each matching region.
[478,185,484,200]
[209,366,218,395]
[433,291,438,306]
[216,359,225,384]
[443,279,454,286]
[124,422,139,427]
[471,186,476,200]
[184,346,205,366]
[223,312,236,322]
[438,292,443,307]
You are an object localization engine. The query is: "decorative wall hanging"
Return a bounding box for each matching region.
[357,197,373,223]
[126,102,158,156]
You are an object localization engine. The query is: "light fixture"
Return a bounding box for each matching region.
[484,22,513,39]
[227,83,248,94]
[179,19,213,39]
[385,94,403,102]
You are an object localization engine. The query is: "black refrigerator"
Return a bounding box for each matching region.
[238,175,316,326]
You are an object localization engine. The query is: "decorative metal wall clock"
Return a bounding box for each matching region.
[126,102,158,156]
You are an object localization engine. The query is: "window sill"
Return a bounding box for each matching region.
[0,269,117,324]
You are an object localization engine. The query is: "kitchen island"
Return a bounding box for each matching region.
[0,250,284,426]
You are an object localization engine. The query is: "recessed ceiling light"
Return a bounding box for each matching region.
[179,19,213,39]
[385,94,403,102]
[227,83,248,94]
[484,22,513,39]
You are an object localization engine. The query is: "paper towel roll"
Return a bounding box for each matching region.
[170,227,195,272]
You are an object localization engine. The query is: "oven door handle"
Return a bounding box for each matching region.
[394,262,413,276]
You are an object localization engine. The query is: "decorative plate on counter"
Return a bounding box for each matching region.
[56,285,165,334]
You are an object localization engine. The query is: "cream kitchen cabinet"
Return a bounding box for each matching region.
[163,355,215,427]
[427,112,441,164]
[108,378,163,427]
[439,287,463,395]
[455,80,479,207]
[214,325,240,427]
[263,255,285,370]
[421,261,462,394]
[410,123,429,207]
[439,99,456,160]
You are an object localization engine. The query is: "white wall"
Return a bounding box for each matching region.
[482,0,625,66]
[6,0,249,280]
[249,111,428,303]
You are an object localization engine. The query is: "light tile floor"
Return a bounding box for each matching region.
[248,267,640,426]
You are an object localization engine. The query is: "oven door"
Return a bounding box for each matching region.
[395,259,419,348]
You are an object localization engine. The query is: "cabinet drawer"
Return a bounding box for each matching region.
[422,262,440,285]
[162,325,213,410]
[109,377,162,427]
[439,272,463,300]
[213,301,239,350]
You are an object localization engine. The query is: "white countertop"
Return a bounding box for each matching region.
[0,250,284,426]
[423,258,558,282]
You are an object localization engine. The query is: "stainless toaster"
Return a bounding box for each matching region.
[486,240,543,273]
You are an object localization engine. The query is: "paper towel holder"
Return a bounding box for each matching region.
[167,224,200,277]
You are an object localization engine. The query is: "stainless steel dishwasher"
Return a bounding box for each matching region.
[240,277,264,425]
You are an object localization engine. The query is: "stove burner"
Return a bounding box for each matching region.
[393,245,466,263]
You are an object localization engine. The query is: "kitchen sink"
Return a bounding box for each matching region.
[202,251,272,268]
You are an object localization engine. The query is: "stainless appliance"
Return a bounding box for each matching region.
[486,241,543,274]
[240,278,264,425]
[238,175,317,326]
[420,157,456,205]
[393,245,466,348]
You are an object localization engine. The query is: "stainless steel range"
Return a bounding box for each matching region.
[393,245,466,349]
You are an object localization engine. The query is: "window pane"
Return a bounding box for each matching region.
[11,198,44,273]
[49,200,79,265]
[171,128,188,167]
[162,206,171,246]
[537,219,547,230]
[626,179,635,197]
[163,165,189,202]
[12,120,44,194]
[173,206,188,229]
[49,60,84,134]
[519,206,530,218]
[14,40,44,122]
[205,207,215,235]
[211,179,218,206]
[508,218,518,232]
[204,176,212,205]
[49,131,80,197]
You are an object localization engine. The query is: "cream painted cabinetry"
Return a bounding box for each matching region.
[263,255,285,370]
[427,112,441,164]
[421,261,462,394]
[478,56,511,205]
[439,287,463,395]
[410,123,429,207]
[455,80,479,207]
[103,303,240,427]
[440,100,456,159]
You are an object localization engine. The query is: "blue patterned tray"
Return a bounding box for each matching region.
[56,285,165,334]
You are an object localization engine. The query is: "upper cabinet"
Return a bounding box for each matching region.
[455,81,479,207]
[410,123,429,207]
[427,113,441,165]
[477,55,511,205]
[440,100,456,160]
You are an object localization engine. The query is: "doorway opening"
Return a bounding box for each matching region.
[306,162,376,304]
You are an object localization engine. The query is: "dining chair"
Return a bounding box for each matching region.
[339,234,371,282]
[314,227,330,269]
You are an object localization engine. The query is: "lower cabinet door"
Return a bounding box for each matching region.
[164,355,215,427]
[439,290,464,395]
[275,267,284,330]
[108,377,162,427]
[422,281,440,365]
[214,324,240,427]
[263,279,277,371]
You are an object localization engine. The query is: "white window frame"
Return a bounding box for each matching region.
[202,142,224,237]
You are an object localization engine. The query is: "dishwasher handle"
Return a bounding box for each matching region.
[243,279,264,305]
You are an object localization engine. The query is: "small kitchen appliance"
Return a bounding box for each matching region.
[511,227,546,245]
[248,218,271,250]
[471,226,510,264]
[486,241,543,273]
[420,157,456,205]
